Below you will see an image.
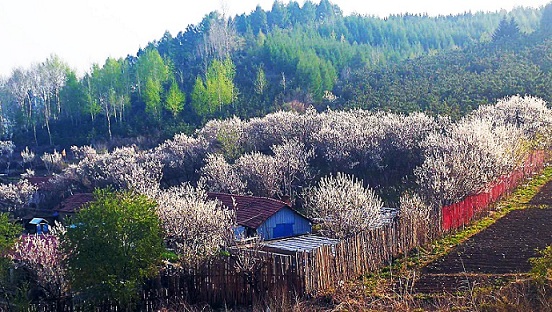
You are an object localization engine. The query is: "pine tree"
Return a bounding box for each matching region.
[492,17,520,41]
[541,3,552,35]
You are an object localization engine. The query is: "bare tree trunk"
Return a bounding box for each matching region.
[33,124,38,145]
[55,88,61,118]
[45,118,52,146]
[136,71,142,97]
[45,94,53,145]
[106,109,112,140]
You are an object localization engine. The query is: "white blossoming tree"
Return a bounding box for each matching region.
[304,173,383,239]
[0,140,15,174]
[41,150,65,174]
[200,140,313,199]
[153,184,235,268]
[152,133,207,185]
[71,146,163,194]
[415,95,551,206]
[199,153,246,194]
[0,179,37,213]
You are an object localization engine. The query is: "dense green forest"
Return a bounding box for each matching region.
[339,28,552,117]
[0,0,550,148]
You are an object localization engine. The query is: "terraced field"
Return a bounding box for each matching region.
[415,180,552,293]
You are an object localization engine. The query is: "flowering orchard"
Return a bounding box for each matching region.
[2,95,550,236]
[0,95,550,307]
[416,96,552,207]
[0,179,37,213]
[14,95,540,240]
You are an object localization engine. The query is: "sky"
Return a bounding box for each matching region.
[0,0,549,77]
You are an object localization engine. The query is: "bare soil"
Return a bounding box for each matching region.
[415,179,552,293]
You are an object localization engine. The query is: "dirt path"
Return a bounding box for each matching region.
[415,179,552,293]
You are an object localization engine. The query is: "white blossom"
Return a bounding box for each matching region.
[197,116,247,159]
[200,153,246,194]
[70,145,97,161]
[304,173,383,239]
[20,146,36,168]
[152,184,235,268]
[72,146,163,194]
[41,150,64,174]
[0,140,14,156]
[415,95,548,206]
[152,133,207,184]
[0,179,37,212]
[0,140,15,173]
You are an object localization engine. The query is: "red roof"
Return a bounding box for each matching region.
[26,176,51,185]
[207,193,291,229]
[55,193,94,214]
[26,176,56,191]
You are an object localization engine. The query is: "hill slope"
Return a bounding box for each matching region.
[0,1,549,146]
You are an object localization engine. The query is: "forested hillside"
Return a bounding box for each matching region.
[0,0,550,147]
[339,29,552,117]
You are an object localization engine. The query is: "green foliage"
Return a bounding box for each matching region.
[84,57,131,139]
[530,245,552,284]
[0,212,20,255]
[191,76,209,116]
[216,124,244,161]
[144,77,162,119]
[250,5,268,34]
[268,1,290,29]
[137,48,170,124]
[164,80,185,117]
[296,51,323,100]
[541,3,552,34]
[60,70,88,120]
[86,100,102,121]
[205,58,237,112]
[492,17,521,41]
[136,48,169,95]
[0,212,21,296]
[254,66,268,95]
[191,58,237,118]
[339,34,552,116]
[63,189,164,307]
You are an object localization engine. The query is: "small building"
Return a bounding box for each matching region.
[28,217,49,234]
[54,193,94,222]
[207,193,312,241]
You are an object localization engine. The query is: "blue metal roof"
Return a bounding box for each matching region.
[29,217,48,225]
